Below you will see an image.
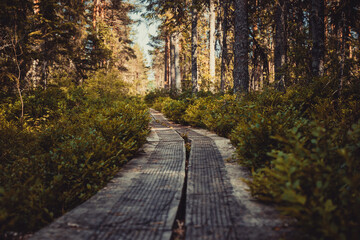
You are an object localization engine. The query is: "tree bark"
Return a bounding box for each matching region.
[100,0,105,19]
[233,0,249,94]
[33,0,40,14]
[170,33,176,90]
[191,1,198,93]
[164,35,170,89]
[338,11,346,97]
[220,1,228,93]
[93,0,100,29]
[311,0,325,77]
[174,33,181,92]
[209,0,216,91]
[274,0,287,91]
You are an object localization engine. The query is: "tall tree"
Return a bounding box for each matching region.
[170,33,176,90]
[191,0,199,93]
[209,0,216,90]
[220,0,230,92]
[164,35,170,89]
[174,33,182,92]
[93,0,100,29]
[274,0,287,91]
[311,0,325,77]
[233,0,249,93]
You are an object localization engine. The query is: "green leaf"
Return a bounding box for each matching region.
[324,199,336,212]
[281,189,306,205]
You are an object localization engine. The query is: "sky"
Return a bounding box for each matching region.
[128,0,159,67]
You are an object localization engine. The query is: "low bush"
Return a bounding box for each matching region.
[144,89,170,106]
[248,117,360,239]
[0,72,150,237]
[230,92,302,170]
[152,96,171,112]
[162,98,188,124]
[184,94,240,137]
[145,82,360,239]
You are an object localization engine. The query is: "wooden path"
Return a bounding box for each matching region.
[30,109,291,240]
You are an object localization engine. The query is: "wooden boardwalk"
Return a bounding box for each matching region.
[30,109,291,240]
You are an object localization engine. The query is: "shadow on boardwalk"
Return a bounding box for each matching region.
[30,109,295,240]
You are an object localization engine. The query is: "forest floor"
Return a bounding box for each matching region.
[29,109,295,240]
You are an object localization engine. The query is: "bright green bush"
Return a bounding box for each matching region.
[184,94,239,137]
[144,89,170,106]
[152,96,171,112]
[184,97,210,128]
[230,104,301,170]
[162,98,188,124]
[248,118,360,239]
[0,76,150,237]
[202,94,240,137]
[145,83,360,239]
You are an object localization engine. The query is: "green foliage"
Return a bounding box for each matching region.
[230,91,303,170]
[152,96,170,112]
[248,118,360,239]
[0,73,150,237]
[144,89,171,106]
[183,97,209,128]
[145,82,360,239]
[162,98,188,124]
[184,94,239,136]
[85,68,131,98]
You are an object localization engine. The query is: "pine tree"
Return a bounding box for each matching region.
[191,0,199,93]
[311,0,325,77]
[233,0,249,93]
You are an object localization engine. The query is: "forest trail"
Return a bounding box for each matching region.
[30,109,291,240]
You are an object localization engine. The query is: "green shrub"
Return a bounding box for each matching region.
[152,96,171,112]
[230,105,301,170]
[0,83,150,236]
[248,118,360,239]
[145,84,360,239]
[162,98,188,124]
[144,89,170,106]
[182,94,240,137]
[184,97,210,128]
[202,94,240,137]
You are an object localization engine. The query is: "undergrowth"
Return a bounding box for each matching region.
[145,80,360,239]
[0,70,150,237]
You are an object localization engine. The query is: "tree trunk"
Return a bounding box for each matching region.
[274,0,287,91]
[33,0,40,14]
[220,1,228,93]
[191,1,198,93]
[252,0,261,91]
[100,0,105,19]
[233,0,249,93]
[164,35,170,89]
[93,0,100,29]
[170,33,176,90]
[338,11,346,97]
[209,0,216,91]
[311,0,325,77]
[174,33,181,92]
